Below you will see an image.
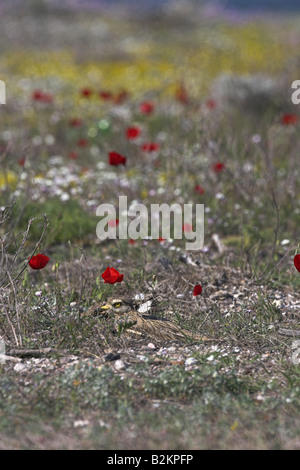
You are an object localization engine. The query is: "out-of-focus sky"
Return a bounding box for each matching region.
[222,0,300,10]
[51,0,300,12]
[4,0,299,13]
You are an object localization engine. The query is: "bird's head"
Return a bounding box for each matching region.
[98,298,132,316]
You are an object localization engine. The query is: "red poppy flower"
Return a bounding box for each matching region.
[114,89,129,104]
[175,83,189,104]
[193,285,202,296]
[128,238,136,245]
[212,162,225,173]
[141,142,160,152]
[81,88,93,98]
[109,151,126,166]
[40,93,53,103]
[18,157,25,166]
[99,90,113,101]
[32,90,43,101]
[77,138,89,147]
[69,118,83,128]
[140,101,155,114]
[28,253,50,270]
[281,113,299,126]
[108,219,119,227]
[194,185,205,195]
[206,99,216,109]
[294,254,300,272]
[101,267,124,284]
[126,127,141,140]
[68,151,78,160]
[183,223,193,232]
[32,90,53,103]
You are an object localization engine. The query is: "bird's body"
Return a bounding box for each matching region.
[85,298,212,343]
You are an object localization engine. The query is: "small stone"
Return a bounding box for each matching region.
[158,348,167,355]
[114,359,126,371]
[73,419,89,428]
[134,293,145,302]
[13,363,27,372]
[138,301,152,313]
[98,420,111,429]
[137,355,147,362]
[185,357,197,366]
[255,394,266,402]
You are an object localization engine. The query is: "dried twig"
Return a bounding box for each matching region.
[8,348,69,358]
[6,269,23,347]
[278,328,300,337]
[1,213,49,288]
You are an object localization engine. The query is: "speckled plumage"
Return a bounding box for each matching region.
[85,298,212,342]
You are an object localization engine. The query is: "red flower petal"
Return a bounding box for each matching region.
[193,285,202,296]
[113,89,129,104]
[69,118,83,128]
[206,99,216,109]
[32,90,53,103]
[28,253,50,270]
[183,223,192,232]
[109,151,126,166]
[101,267,124,284]
[81,88,93,98]
[40,93,53,103]
[281,113,299,126]
[212,162,225,173]
[194,185,205,195]
[32,90,43,101]
[108,219,119,227]
[139,101,155,114]
[294,254,300,272]
[77,138,89,148]
[175,83,189,104]
[68,151,78,160]
[141,142,160,152]
[126,127,141,140]
[99,90,113,100]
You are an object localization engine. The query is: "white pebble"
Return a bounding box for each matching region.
[114,359,126,371]
[73,419,89,428]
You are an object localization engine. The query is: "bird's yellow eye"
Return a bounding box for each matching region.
[113,301,122,308]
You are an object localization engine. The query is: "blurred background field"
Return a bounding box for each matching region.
[1,0,300,99]
[0,0,299,255]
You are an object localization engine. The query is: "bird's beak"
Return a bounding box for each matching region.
[100,304,110,311]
